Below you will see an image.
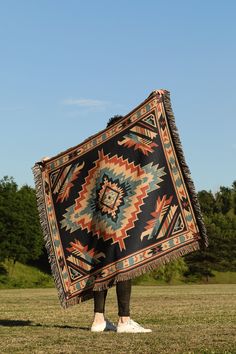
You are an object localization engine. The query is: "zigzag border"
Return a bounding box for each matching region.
[160,91,208,249]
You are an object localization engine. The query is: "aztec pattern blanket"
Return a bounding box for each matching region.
[33,90,208,308]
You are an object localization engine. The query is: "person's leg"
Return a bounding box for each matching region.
[93,289,108,324]
[116,279,152,333]
[91,289,116,332]
[116,279,132,323]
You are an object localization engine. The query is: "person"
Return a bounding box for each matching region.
[41,115,152,333]
[90,116,152,333]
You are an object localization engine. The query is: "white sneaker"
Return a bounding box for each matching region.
[91,319,117,332]
[117,319,152,333]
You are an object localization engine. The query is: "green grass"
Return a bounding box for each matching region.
[0,260,53,289]
[0,285,235,353]
[209,271,236,284]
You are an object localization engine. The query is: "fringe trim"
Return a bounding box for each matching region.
[93,241,201,291]
[61,241,202,307]
[65,289,94,308]
[32,164,68,309]
[161,91,208,249]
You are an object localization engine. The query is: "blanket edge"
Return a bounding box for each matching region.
[162,91,208,249]
[32,164,68,308]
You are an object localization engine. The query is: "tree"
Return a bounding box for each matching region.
[15,185,43,262]
[0,176,43,265]
[215,187,232,214]
[197,190,215,215]
[232,180,236,214]
[152,258,188,283]
[185,184,236,280]
[0,176,18,262]
[207,213,236,271]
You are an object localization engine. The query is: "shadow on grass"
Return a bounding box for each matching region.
[0,319,89,330]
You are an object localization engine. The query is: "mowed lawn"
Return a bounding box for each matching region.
[0,284,235,354]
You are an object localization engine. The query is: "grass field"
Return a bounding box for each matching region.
[0,284,235,354]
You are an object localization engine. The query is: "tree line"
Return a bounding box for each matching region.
[0,176,235,282]
[184,182,236,280]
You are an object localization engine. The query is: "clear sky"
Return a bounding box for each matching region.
[0,0,235,192]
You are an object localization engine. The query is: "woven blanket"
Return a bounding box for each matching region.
[33,90,208,308]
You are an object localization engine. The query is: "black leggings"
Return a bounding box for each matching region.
[93,279,132,317]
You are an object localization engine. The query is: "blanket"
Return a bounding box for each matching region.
[33,90,208,308]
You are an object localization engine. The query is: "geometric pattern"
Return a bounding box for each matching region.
[140,194,174,240]
[118,115,158,155]
[118,131,158,155]
[33,90,207,308]
[52,162,85,203]
[142,114,157,128]
[60,149,166,250]
[66,239,105,276]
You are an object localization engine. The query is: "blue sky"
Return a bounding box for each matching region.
[0,0,235,192]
